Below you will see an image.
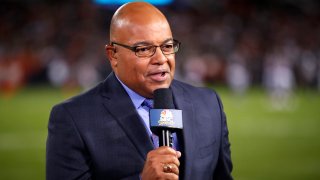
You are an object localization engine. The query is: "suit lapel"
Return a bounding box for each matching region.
[171,81,196,179]
[100,73,154,160]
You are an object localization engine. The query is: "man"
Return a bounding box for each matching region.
[46,2,233,180]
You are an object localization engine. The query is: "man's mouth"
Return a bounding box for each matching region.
[148,70,169,82]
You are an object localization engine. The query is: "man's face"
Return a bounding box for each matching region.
[111,19,175,98]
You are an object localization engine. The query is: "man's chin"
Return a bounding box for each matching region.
[151,81,171,90]
[143,79,172,97]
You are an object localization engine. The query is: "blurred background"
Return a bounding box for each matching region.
[0,0,319,179]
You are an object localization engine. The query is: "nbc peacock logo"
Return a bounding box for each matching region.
[158,109,174,126]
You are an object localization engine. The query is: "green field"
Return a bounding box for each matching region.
[0,86,319,180]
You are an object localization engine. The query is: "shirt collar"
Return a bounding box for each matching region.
[115,75,145,109]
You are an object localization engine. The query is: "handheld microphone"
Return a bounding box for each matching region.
[150,88,183,147]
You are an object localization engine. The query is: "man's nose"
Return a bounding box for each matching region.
[150,47,167,64]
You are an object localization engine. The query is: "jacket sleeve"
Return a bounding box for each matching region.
[212,94,233,180]
[46,104,92,180]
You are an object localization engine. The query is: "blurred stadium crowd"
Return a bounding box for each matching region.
[1,0,320,97]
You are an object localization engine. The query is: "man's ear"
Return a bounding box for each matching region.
[105,44,118,67]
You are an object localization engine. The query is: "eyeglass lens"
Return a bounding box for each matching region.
[135,42,179,57]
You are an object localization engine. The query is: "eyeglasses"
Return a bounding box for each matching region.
[111,39,181,58]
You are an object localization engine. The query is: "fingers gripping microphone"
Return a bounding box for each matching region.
[150,88,183,147]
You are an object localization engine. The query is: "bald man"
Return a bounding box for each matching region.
[46,2,233,180]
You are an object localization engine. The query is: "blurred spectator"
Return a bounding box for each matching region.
[183,55,207,86]
[318,58,320,91]
[0,55,24,97]
[226,51,250,95]
[263,46,295,110]
[47,56,69,87]
[299,50,318,87]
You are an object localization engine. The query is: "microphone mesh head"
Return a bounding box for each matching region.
[153,88,175,109]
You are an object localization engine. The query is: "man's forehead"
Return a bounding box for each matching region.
[114,10,167,29]
[110,2,171,41]
[112,15,172,43]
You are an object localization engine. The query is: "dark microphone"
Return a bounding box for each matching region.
[150,88,183,147]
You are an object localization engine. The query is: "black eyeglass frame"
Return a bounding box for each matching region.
[110,39,181,58]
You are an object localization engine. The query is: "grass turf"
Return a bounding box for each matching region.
[0,85,319,180]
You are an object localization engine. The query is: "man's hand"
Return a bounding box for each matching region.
[141,146,181,180]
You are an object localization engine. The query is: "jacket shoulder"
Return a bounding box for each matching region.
[172,80,218,98]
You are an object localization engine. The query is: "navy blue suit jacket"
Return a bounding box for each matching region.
[46,72,233,180]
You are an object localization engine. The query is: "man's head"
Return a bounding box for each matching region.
[106,2,178,98]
